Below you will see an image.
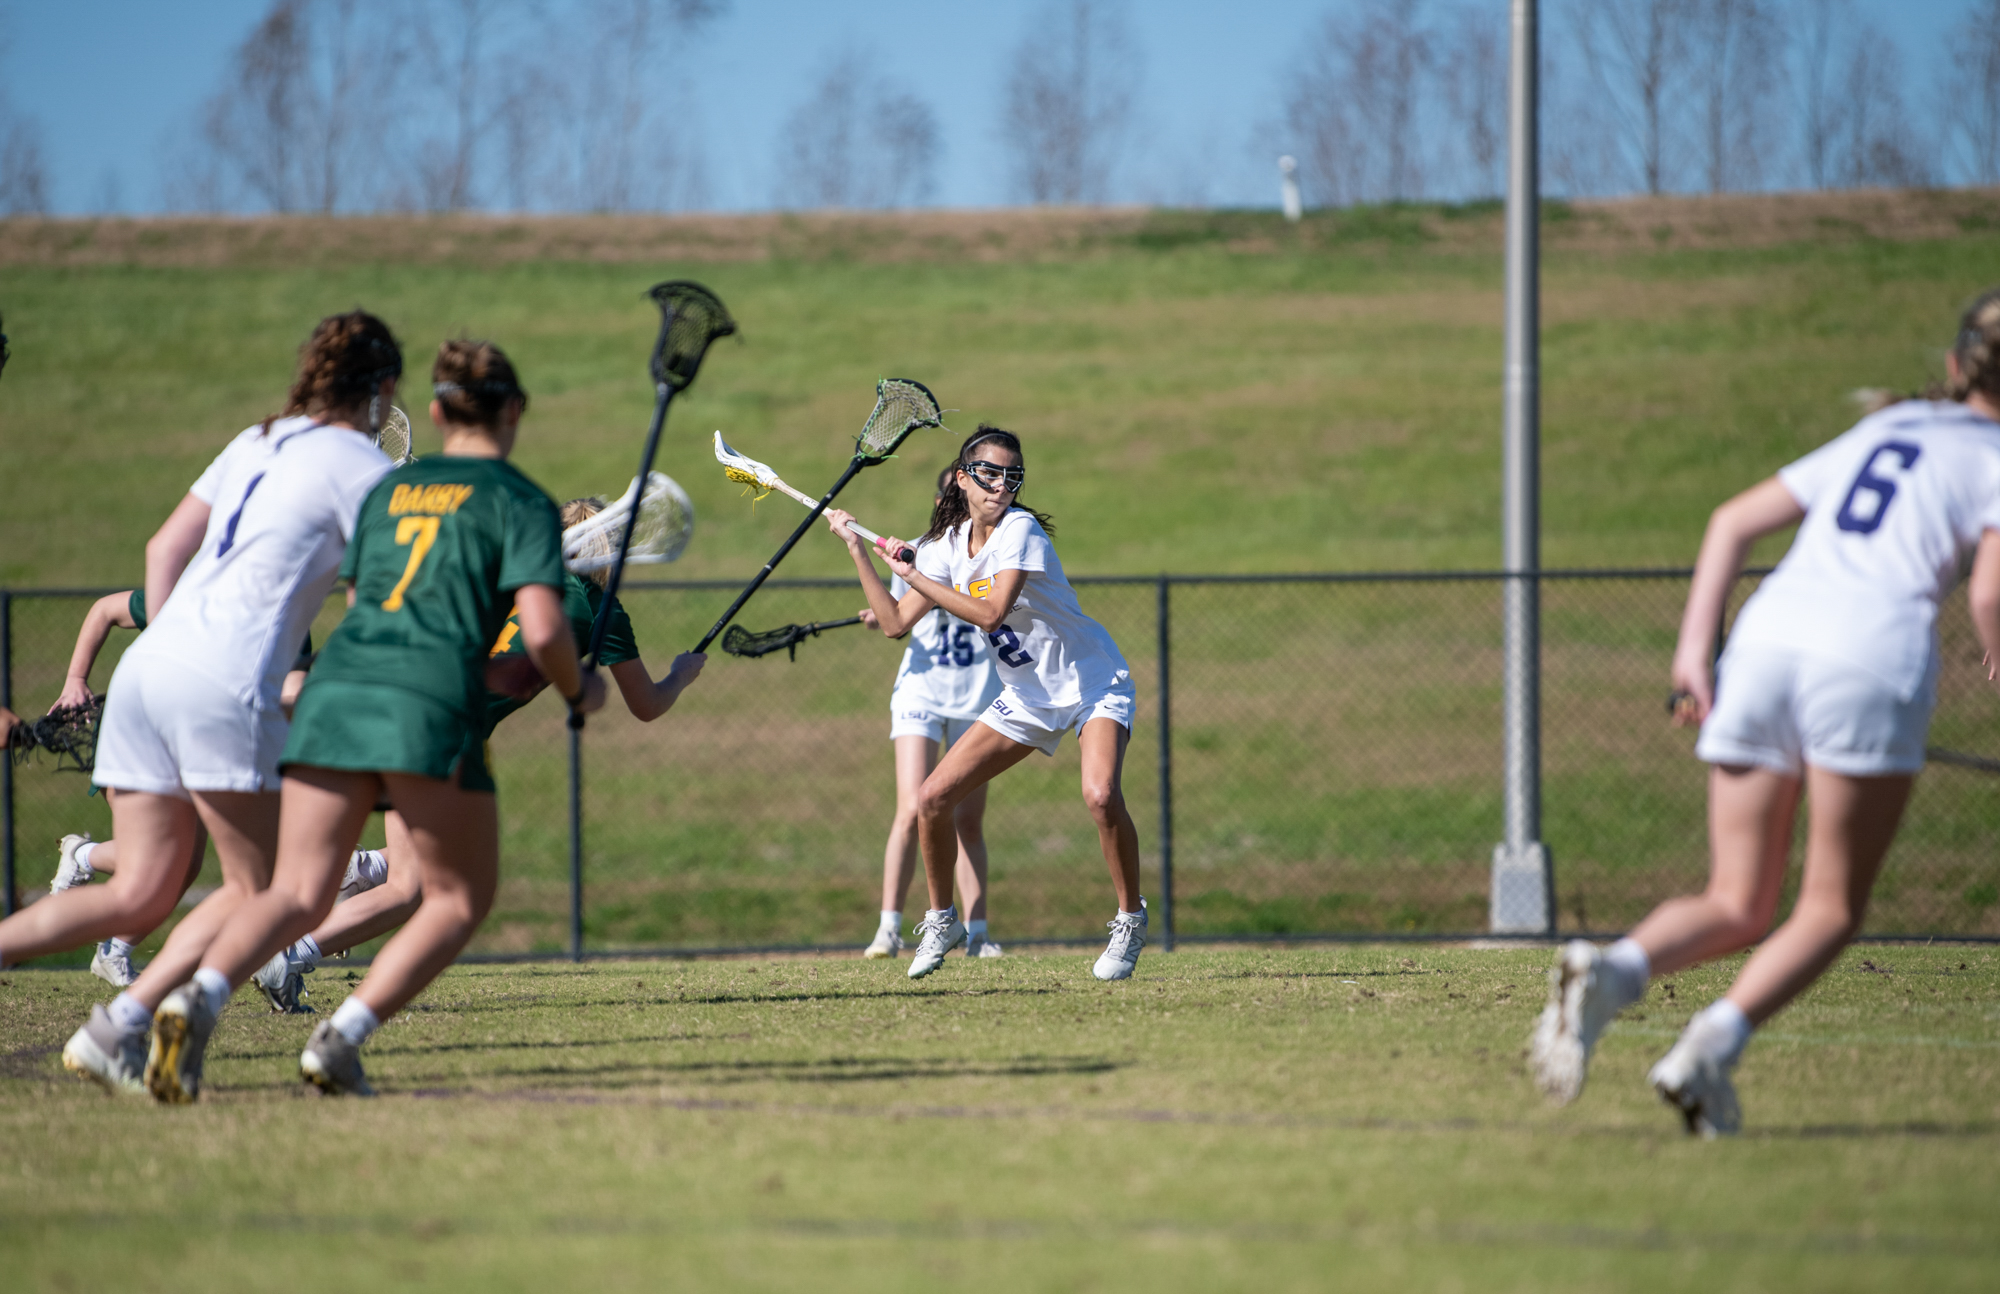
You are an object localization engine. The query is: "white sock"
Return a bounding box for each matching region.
[108,991,152,1032]
[1600,938,1651,1010]
[1686,999,1754,1067]
[351,849,389,888]
[927,906,957,924]
[1121,898,1145,917]
[966,918,988,939]
[295,935,323,969]
[74,841,99,871]
[330,996,381,1046]
[192,967,232,1017]
[878,910,901,935]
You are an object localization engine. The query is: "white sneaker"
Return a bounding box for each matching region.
[1528,940,1620,1105]
[1648,1037,1742,1139]
[906,909,965,979]
[338,851,384,902]
[90,939,137,988]
[1092,900,1147,981]
[864,927,904,959]
[252,947,315,1014]
[300,1021,376,1097]
[51,833,94,893]
[966,933,1004,958]
[61,1004,148,1096]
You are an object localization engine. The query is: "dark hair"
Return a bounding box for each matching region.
[432,338,528,426]
[920,424,1055,543]
[265,309,401,433]
[1949,286,2000,405]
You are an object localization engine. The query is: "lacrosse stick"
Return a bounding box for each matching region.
[564,471,695,574]
[694,378,943,653]
[714,433,915,562]
[7,697,103,775]
[721,615,865,662]
[0,309,9,381]
[374,404,415,465]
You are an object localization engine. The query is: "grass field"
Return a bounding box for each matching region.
[3,945,1998,1290]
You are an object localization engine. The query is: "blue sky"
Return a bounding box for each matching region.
[0,0,1968,215]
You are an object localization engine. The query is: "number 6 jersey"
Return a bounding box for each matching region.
[914,507,1130,709]
[1729,400,2000,698]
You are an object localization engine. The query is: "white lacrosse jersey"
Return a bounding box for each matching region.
[888,564,1002,718]
[914,508,1129,708]
[126,417,392,710]
[1727,400,2000,698]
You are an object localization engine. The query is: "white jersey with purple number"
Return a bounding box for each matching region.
[914,508,1129,708]
[1727,400,2000,698]
[889,561,1002,719]
[124,416,392,711]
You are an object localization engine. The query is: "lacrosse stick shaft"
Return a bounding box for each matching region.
[695,458,866,652]
[586,382,675,667]
[749,472,910,561]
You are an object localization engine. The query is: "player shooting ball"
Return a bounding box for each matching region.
[826,425,1147,982]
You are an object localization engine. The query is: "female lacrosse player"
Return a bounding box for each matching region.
[827,425,1144,982]
[30,310,402,1096]
[162,339,606,1100]
[247,495,705,1011]
[1529,289,2000,1136]
[854,464,1004,960]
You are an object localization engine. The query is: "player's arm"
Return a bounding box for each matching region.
[515,583,606,715]
[882,547,1024,635]
[826,508,935,637]
[0,706,18,746]
[609,653,707,723]
[1969,529,2000,688]
[54,591,139,711]
[144,493,212,620]
[279,668,310,717]
[1670,476,1805,725]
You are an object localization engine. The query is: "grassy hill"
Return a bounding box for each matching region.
[5,189,2000,588]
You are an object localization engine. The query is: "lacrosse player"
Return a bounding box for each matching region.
[828,425,1146,982]
[150,339,604,1101]
[245,494,705,1013]
[854,464,1005,961]
[36,311,402,1096]
[1530,288,2000,1136]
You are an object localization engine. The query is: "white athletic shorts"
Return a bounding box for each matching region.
[979,674,1137,756]
[889,704,980,745]
[1695,641,1935,778]
[93,651,288,798]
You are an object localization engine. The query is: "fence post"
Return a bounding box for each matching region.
[1156,576,1175,950]
[568,722,584,962]
[2,590,13,917]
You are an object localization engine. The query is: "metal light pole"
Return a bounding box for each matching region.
[1491,0,1555,934]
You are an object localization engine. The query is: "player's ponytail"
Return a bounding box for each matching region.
[432,338,529,427]
[921,425,1055,543]
[1949,286,2000,405]
[264,309,402,434]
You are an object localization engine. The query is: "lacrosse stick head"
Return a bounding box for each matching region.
[563,472,695,574]
[854,377,944,465]
[721,622,809,661]
[9,697,104,774]
[713,431,782,497]
[646,281,736,392]
[374,404,414,465]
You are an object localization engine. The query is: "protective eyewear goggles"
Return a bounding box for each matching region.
[961,460,1026,493]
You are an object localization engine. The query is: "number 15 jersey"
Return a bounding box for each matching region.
[1730,401,2000,698]
[914,508,1129,709]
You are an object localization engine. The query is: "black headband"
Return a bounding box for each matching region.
[434,379,523,400]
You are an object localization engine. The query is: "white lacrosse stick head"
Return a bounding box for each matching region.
[714,430,783,495]
[562,471,694,572]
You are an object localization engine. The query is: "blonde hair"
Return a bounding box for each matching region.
[1949,287,2000,404]
[562,496,611,587]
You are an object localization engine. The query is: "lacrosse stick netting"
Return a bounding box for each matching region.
[7,697,104,774]
[649,281,737,391]
[565,472,694,572]
[720,616,865,661]
[374,405,414,465]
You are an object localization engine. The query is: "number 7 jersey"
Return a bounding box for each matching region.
[1730,400,2000,698]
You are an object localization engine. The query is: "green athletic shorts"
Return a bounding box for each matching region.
[281,679,495,794]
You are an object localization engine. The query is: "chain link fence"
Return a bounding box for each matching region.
[4,572,1996,962]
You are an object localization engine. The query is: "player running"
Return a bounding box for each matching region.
[856,465,1005,961]
[1529,288,2000,1135]
[827,425,1145,982]
[148,338,606,1101]
[248,495,705,1011]
[34,310,402,1095]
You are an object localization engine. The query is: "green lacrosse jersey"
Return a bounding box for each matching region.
[483,572,639,727]
[303,456,566,721]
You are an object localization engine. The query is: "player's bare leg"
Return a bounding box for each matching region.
[868,735,937,956]
[1079,718,1146,980]
[954,783,998,954]
[907,725,1034,977]
[0,793,197,968]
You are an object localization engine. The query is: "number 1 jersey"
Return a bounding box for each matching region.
[1731,401,2000,698]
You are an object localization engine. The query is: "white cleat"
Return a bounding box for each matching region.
[906,909,966,979]
[338,851,385,902]
[300,1021,376,1097]
[967,934,1005,958]
[1528,940,1619,1105]
[61,1005,149,1096]
[51,833,94,893]
[252,947,315,1014]
[864,928,904,960]
[1092,900,1147,981]
[90,939,137,988]
[1649,1039,1742,1139]
[146,982,219,1105]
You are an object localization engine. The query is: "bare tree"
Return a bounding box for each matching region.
[1684,0,1778,193]
[411,0,507,211]
[1944,0,2000,185]
[1282,1,1436,206]
[1570,0,1687,194]
[1792,0,1851,189]
[1000,0,1139,204]
[0,97,50,216]
[774,51,939,209]
[1834,26,1928,188]
[570,0,723,211]
[1440,5,1505,199]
